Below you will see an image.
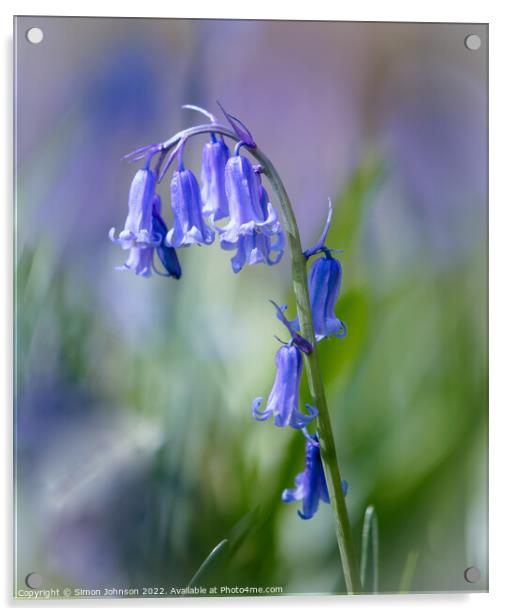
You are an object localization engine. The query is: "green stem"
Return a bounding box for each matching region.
[157,125,361,592]
[253,148,362,594]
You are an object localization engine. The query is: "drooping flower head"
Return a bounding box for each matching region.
[109,161,157,247]
[307,253,346,340]
[109,155,181,278]
[282,432,348,520]
[114,195,182,278]
[219,159,284,272]
[283,201,347,340]
[252,343,317,429]
[221,174,285,274]
[166,166,215,248]
[219,155,279,242]
[200,135,230,221]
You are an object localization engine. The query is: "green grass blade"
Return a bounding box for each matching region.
[187,539,228,587]
[360,505,379,593]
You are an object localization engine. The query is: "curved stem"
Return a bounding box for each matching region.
[156,123,362,592]
[253,148,362,594]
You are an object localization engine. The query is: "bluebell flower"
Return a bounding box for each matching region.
[282,432,348,520]
[109,161,178,278]
[308,254,347,340]
[166,168,215,247]
[109,164,158,247]
[286,254,346,341]
[252,344,318,429]
[219,155,279,241]
[219,159,284,272]
[115,195,181,278]
[200,136,230,221]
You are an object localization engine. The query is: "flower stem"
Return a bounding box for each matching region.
[253,148,362,594]
[157,124,362,592]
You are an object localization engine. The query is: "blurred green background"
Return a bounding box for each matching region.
[14,17,487,596]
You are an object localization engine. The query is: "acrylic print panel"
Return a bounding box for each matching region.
[14,16,488,599]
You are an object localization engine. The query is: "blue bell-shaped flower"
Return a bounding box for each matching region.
[200,136,230,221]
[166,168,215,247]
[252,344,317,429]
[220,163,284,272]
[109,164,158,248]
[282,432,348,520]
[308,254,346,340]
[219,155,279,244]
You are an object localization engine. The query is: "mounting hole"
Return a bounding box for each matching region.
[464,34,481,51]
[25,572,43,589]
[26,27,44,45]
[464,566,481,583]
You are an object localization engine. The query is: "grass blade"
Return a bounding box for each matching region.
[360,505,379,593]
[187,539,228,587]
